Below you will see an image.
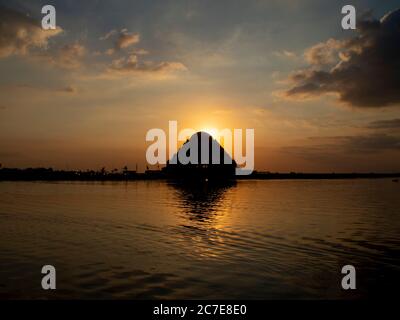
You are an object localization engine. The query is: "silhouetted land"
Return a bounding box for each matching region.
[4,133,395,182]
[1,167,399,181]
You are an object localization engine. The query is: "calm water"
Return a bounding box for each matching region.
[0,179,399,299]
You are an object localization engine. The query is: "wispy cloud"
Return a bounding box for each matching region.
[303,38,344,66]
[273,50,297,60]
[281,133,400,168]
[43,43,86,69]
[106,54,187,78]
[367,118,400,129]
[100,29,140,55]
[0,83,78,95]
[58,85,78,94]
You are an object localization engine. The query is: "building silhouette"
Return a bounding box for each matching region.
[163,131,237,181]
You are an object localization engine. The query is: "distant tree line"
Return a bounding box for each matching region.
[0,166,163,181]
[0,166,399,181]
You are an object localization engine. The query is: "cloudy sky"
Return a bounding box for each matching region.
[0,0,399,172]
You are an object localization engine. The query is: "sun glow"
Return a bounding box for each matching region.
[200,127,219,139]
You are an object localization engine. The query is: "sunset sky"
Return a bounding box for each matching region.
[0,0,399,172]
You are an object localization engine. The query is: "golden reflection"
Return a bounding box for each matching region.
[169,181,236,259]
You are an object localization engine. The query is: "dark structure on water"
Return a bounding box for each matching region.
[163,131,237,181]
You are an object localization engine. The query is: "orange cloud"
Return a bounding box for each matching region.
[0,6,62,58]
[108,54,187,75]
[100,29,140,55]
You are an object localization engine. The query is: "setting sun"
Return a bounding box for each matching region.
[200,127,219,139]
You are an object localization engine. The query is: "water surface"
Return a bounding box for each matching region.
[0,179,399,299]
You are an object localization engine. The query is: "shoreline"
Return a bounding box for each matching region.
[1,169,399,182]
